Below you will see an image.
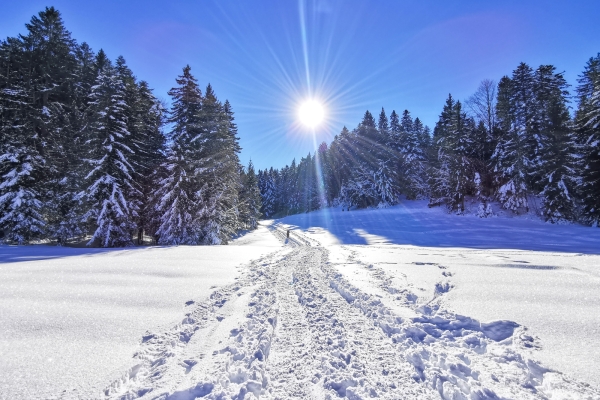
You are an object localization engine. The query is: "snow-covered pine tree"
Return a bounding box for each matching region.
[286,160,301,213]
[0,7,82,243]
[0,37,46,243]
[258,168,276,218]
[533,65,577,223]
[317,141,336,206]
[429,94,455,207]
[238,166,250,227]
[492,73,531,212]
[188,84,242,244]
[399,110,428,199]
[327,126,353,201]
[48,42,99,244]
[575,53,600,226]
[342,110,398,208]
[298,153,321,212]
[378,107,389,142]
[155,65,204,244]
[82,55,138,247]
[114,55,167,244]
[239,160,262,229]
[131,80,165,243]
[430,97,476,212]
[414,118,431,154]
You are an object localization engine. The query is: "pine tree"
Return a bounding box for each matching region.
[260,167,277,217]
[399,110,428,199]
[575,54,600,226]
[0,7,79,243]
[82,57,138,247]
[430,98,476,212]
[155,65,204,244]
[378,107,389,140]
[430,95,456,207]
[193,85,242,243]
[132,80,165,243]
[493,74,531,212]
[240,160,262,229]
[533,65,576,223]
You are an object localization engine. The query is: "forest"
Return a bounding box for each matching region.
[0,7,262,246]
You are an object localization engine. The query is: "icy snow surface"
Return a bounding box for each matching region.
[2,201,600,399]
[0,226,282,400]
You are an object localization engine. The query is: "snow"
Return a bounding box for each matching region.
[1,200,600,399]
[0,225,282,400]
[278,199,600,253]
[277,200,600,390]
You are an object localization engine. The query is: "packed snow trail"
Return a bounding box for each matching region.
[104,225,598,399]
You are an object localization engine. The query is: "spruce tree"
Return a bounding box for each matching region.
[0,7,79,243]
[193,85,242,243]
[241,160,262,228]
[430,98,476,211]
[82,57,138,247]
[534,65,576,223]
[575,54,600,225]
[493,75,530,212]
[155,65,204,244]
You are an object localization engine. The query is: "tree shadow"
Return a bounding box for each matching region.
[278,203,600,255]
[0,245,158,264]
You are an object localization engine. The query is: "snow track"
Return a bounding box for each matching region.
[105,226,599,399]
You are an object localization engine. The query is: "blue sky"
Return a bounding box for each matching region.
[2,1,599,170]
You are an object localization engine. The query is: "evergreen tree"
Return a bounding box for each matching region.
[378,107,389,140]
[493,75,531,212]
[0,7,79,243]
[82,58,138,247]
[430,98,476,212]
[399,110,428,199]
[258,168,277,218]
[155,65,204,244]
[575,54,600,225]
[193,89,242,243]
[534,65,576,223]
[239,160,262,229]
[132,80,166,242]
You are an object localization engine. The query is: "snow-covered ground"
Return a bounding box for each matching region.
[0,226,282,400]
[279,201,600,388]
[2,201,599,399]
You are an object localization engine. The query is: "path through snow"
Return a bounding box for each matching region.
[104,225,598,400]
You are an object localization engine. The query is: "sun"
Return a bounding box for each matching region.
[298,100,324,128]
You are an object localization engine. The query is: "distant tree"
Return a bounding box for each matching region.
[239,160,262,229]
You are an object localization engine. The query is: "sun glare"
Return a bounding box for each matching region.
[298,100,324,128]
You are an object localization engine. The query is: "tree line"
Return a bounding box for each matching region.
[259,58,600,226]
[0,7,261,246]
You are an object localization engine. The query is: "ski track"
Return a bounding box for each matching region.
[102,225,599,400]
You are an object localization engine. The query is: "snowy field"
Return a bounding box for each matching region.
[279,201,600,387]
[0,227,282,400]
[1,201,600,399]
